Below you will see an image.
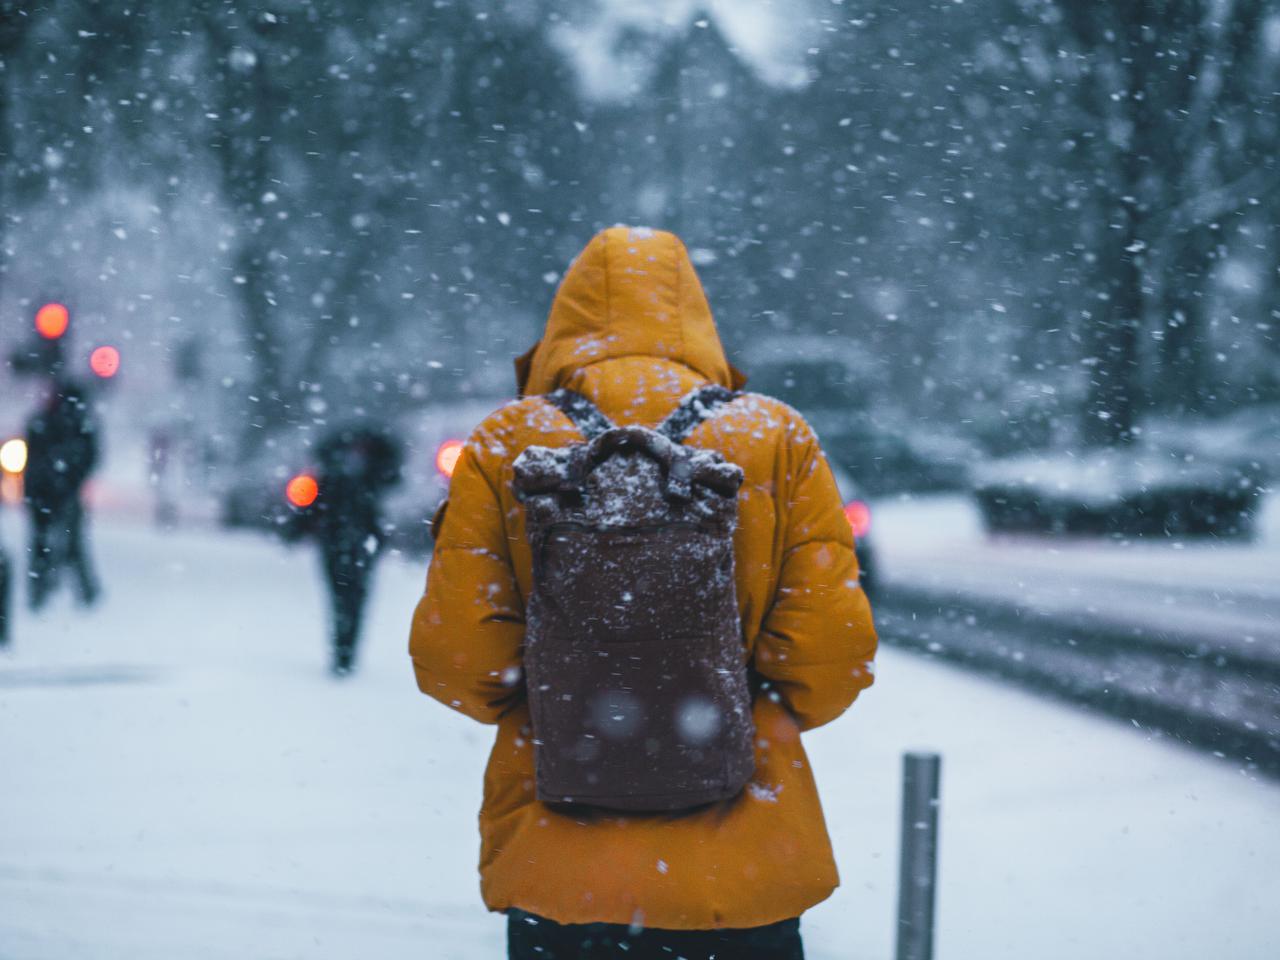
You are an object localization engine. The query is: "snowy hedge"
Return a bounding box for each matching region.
[973,448,1264,539]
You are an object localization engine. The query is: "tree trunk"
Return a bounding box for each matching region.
[654,34,686,238]
[0,3,32,308]
[206,8,288,450]
[1076,1,1163,447]
[1083,204,1144,446]
[232,242,287,435]
[1155,226,1215,413]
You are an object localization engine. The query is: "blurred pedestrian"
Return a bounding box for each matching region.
[0,540,10,648]
[409,227,878,959]
[24,380,101,610]
[286,425,402,676]
[148,426,178,529]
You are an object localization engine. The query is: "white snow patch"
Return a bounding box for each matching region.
[0,516,1277,959]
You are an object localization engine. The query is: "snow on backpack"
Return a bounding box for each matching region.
[512,385,755,812]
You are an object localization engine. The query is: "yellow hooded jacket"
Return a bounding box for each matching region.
[410,226,877,929]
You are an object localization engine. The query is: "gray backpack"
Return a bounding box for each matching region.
[512,385,755,811]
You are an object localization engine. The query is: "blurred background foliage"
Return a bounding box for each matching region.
[1,0,1277,459]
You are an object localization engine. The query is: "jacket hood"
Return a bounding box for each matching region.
[515,226,746,396]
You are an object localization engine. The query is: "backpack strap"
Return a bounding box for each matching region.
[545,388,615,441]
[658,385,738,444]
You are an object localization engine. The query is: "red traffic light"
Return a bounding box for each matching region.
[435,439,465,479]
[35,302,69,339]
[89,345,121,378]
[286,473,319,508]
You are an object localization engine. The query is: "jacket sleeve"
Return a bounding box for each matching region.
[752,429,877,731]
[409,439,526,724]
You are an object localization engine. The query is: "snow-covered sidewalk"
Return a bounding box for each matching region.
[1,518,1278,959]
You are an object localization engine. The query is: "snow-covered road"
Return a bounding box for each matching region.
[872,491,1280,646]
[1,518,1278,959]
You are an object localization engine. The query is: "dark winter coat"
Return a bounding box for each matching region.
[409,226,878,930]
[23,386,99,509]
[287,427,402,552]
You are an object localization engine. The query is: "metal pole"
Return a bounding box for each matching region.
[895,752,941,960]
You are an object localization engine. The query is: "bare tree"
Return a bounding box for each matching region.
[0,1,42,309]
[200,4,292,445]
[1048,0,1280,440]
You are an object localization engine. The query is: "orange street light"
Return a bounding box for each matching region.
[35,302,70,339]
[286,473,319,508]
[0,438,27,474]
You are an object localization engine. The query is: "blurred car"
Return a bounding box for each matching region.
[1143,403,1280,481]
[380,399,502,556]
[973,444,1264,540]
[829,463,878,599]
[403,439,878,599]
[218,398,500,552]
[219,430,312,533]
[740,334,977,495]
[220,396,879,598]
[398,403,879,595]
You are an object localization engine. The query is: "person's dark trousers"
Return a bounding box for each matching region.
[27,500,98,609]
[26,504,57,610]
[507,910,804,960]
[323,541,376,674]
[62,501,100,605]
[0,546,10,647]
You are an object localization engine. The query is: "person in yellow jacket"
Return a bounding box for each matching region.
[410,225,877,959]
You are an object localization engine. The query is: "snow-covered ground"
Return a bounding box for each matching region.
[2,516,1279,959]
[871,490,1280,645]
